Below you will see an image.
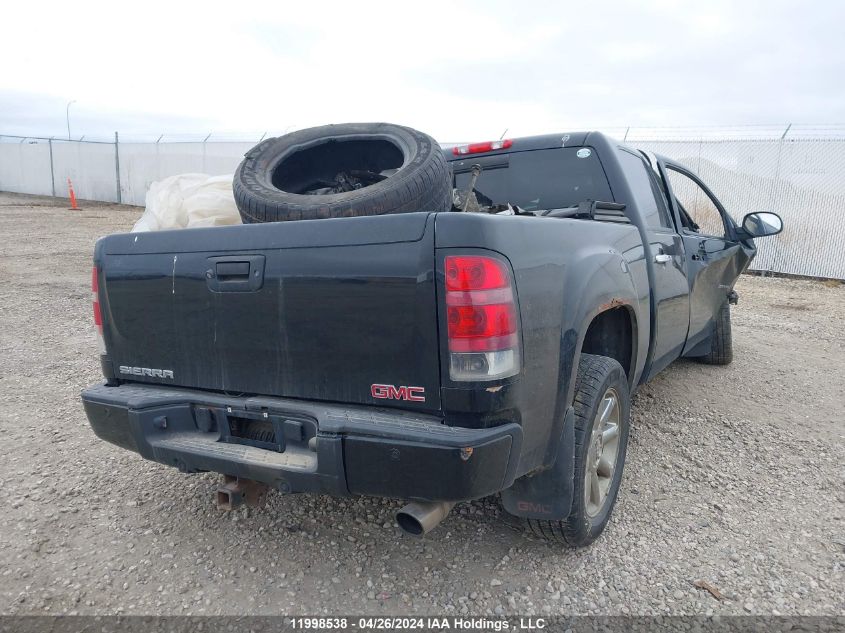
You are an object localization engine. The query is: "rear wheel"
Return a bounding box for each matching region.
[527,354,630,547]
[697,301,733,365]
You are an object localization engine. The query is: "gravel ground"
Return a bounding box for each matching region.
[0,192,843,617]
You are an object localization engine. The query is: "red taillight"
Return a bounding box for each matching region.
[451,139,513,156]
[444,255,520,380]
[92,266,105,352]
[445,256,509,291]
[447,304,517,344]
[92,267,102,328]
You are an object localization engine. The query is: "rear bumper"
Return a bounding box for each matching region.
[81,383,523,502]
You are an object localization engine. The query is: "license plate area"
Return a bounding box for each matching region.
[219,409,315,453]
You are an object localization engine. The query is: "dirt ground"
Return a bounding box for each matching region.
[0,192,842,617]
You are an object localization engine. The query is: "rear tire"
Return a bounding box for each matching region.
[698,301,733,365]
[527,354,630,547]
[233,123,453,224]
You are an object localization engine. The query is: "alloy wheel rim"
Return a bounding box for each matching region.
[584,387,621,518]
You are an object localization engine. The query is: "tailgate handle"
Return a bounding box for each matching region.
[207,255,265,292]
[216,261,250,279]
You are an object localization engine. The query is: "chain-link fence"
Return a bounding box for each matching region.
[1,126,844,279]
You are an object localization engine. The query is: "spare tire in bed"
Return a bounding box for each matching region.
[233,122,453,223]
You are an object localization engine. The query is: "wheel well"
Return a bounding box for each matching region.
[581,307,634,380]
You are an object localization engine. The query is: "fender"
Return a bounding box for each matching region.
[557,241,647,409]
[434,212,648,480]
[502,248,642,518]
[526,239,644,475]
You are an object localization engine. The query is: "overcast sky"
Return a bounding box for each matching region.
[1,0,843,142]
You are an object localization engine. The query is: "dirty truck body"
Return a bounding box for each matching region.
[82,131,765,540]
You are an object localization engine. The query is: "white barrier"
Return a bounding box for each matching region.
[53,140,119,203]
[0,140,54,197]
[118,142,253,206]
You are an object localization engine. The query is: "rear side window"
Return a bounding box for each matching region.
[452,147,613,212]
[617,149,673,229]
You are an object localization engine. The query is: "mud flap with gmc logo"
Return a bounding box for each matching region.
[500,406,575,519]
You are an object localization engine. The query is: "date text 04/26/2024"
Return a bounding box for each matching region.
[289,617,547,630]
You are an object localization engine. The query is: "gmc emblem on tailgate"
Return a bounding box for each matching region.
[371,383,425,402]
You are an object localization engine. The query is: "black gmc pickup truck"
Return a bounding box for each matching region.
[82,127,782,547]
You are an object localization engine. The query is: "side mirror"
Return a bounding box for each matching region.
[741,212,783,238]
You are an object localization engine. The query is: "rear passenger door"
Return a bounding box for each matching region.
[616,148,690,378]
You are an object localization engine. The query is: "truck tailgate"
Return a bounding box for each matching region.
[95,212,440,412]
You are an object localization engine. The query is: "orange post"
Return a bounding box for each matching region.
[67,177,80,210]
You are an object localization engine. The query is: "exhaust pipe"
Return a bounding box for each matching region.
[396,501,455,536]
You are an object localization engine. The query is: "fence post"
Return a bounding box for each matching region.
[48,138,56,197]
[156,134,163,182]
[203,133,211,173]
[114,131,122,204]
[767,123,792,275]
[771,123,792,196]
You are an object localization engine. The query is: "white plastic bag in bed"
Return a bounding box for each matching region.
[131,174,241,232]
